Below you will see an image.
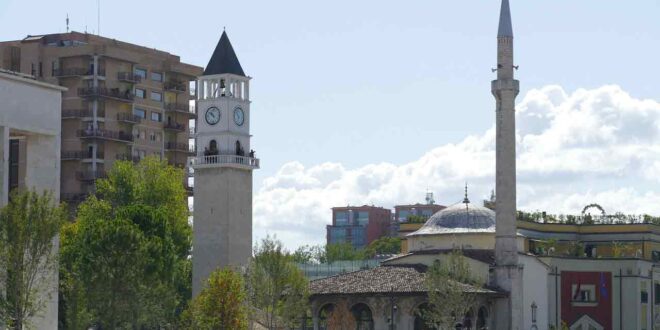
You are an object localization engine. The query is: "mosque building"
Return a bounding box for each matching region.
[309,1,660,329]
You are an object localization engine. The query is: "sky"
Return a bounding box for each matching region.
[1,1,659,250]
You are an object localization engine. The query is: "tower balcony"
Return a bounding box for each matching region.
[117,72,142,83]
[191,154,259,170]
[62,109,105,120]
[165,142,195,154]
[76,170,107,182]
[77,129,134,143]
[164,80,186,93]
[164,102,196,117]
[164,122,186,132]
[62,150,104,160]
[78,87,134,103]
[53,67,105,78]
[117,112,142,124]
[116,153,141,163]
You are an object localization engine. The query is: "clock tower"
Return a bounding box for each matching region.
[192,31,259,296]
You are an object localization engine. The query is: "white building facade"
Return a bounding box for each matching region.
[0,69,65,329]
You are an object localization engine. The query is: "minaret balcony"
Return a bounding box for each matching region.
[192,154,259,170]
[491,79,519,93]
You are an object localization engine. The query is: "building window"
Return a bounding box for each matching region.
[355,211,369,226]
[571,284,597,307]
[133,108,146,119]
[135,88,146,99]
[134,68,147,79]
[151,72,162,82]
[150,91,162,102]
[151,112,162,122]
[149,131,156,141]
[335,211,348,226]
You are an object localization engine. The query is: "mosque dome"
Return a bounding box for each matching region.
[408,201,496,236]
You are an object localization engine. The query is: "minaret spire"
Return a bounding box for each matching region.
[498,0,513,37]
[492,0,523,329]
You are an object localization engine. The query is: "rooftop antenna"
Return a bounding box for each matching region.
[425,190,434,205]
[97,0,101,36]
[66,14,70,33]
[463,182,470,213]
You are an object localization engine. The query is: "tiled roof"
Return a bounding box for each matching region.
[309,265,501,296]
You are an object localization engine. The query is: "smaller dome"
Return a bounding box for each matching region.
[408,202,496,236]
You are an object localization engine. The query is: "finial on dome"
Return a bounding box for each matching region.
[463,182,470,204]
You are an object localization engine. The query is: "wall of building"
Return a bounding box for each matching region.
[0,71,64,330]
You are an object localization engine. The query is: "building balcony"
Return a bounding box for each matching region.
[164,122,186,132]
[165,142,195,154]
[117,72,142,83]
[53,68,105,78]
[61,150,104,160]
[76,170,107,182]
[164,80,186,93]
[117,112,142,124]
[61,193,90,203]
[78,87,134,102]
[164,102,195,117]
[191,154,259,170]
[77,129,134,143]
[116,153,140,163]
[62,109,105,119]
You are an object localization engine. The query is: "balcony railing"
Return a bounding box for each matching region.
[117,112,142,124]
[117,72,142,83]
[62,109,106,119]
[164,122,186,132]
[192,155,259,169]
[164,81,186,93]
[53,67,105,77]
[164,102,195,116]
[116,153,141,163]
[165,142,195,153]
[78,87,134,102]
[76,170,107,181]
[77,129,134,143]
[62,150,104,160]
[61,193,90,203]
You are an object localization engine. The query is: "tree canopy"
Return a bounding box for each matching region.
[179,268,248,330]
[0,190,65,330]
[60,157,192,329]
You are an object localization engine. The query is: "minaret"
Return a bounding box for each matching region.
[492,0,523,329]
[192,31,258,296]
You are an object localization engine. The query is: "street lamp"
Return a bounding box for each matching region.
[389,287,397,330]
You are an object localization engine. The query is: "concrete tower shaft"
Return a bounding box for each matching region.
[492,1,519,267]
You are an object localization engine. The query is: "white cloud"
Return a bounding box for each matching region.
[253,85,660,249]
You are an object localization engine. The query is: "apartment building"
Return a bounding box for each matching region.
[326,205,392,249]
[0,32,203,206]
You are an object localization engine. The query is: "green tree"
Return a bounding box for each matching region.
[325,242,366,263]
[246,236,309,329]
[0,190,65,330]
[406,215,428,224]
[179,268,248,330]
[60,156,192,328]
[364,237,401,257]
[291,244,325,264]
[423,250,478,329]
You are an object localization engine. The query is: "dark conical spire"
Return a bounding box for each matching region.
[498,0,513,37]
[204,30,245,76]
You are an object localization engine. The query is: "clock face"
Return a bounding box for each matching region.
[233,107,245,126]
[205,107,220,125]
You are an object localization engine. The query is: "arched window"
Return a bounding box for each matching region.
[414,303,433,330]
[351,303,374,330]
[235,140,242,156]
[318,304,334,330]
[209,140,217,152]
[477,306,489,330]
